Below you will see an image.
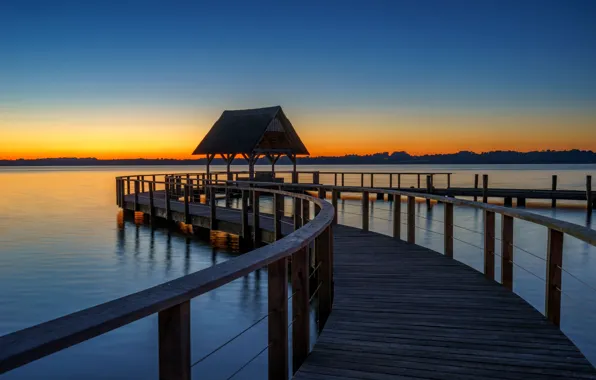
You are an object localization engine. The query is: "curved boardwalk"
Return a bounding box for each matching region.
[122,192,596,379]
[295,225,596,380]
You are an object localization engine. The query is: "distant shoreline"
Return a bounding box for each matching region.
[2,150,596,166]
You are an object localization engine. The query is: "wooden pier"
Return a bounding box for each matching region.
[2,174,596,379]
[190,170,596,217]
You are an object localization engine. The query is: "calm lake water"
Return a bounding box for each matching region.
[1,164,596,378]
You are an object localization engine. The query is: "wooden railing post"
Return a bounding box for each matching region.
[210,186,216,230]
[318,187,326,201]
[397,174,401,189]
[341,173,344,186]
[140,175,145,193]
[127,177,131,195]
[302,197,310,225]
[334,173,337,186]
[482,174,489,203]
[292,247,309,374]
[268,257,289,380]
[501,215,514,290]
[120,178,126,208]
[417,174,421,189]
[393,193,401,240]
[552,175,558,208]
[484,211,495,281]
[331,189,338,225]
[362,191,369,231]
[159,301,191,380]
[253,191,261,247]
[165,183,172,222]
[389,174,393,188]
[184,185,190,224]
[241,190,249,241]
[407,196,415,243]
[116,178,120,206]
[274,193,283,240]
[426,175,432,207]
[187,178,194,202]
[317,227,332,331]
[360,173,364,187]
[444,202,453,258]
[587,175,593,216]
[546,228,563,326]
[134,180,139,211]
[447,173,451,189]
[149,181,154,220]
[370,173,374,187]
[294,197,301,229]
[474,174,479,201]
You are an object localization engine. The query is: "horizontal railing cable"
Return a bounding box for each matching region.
[190,313,269,368]
[309,282,323,303]
[224,344,270,380]
[309,262,321,280]
[511,261,546,282]
[559,266,596,295]
[452,236,484,251]
[288,316,298,329]
[414,224,444,237]
[512,244,547,262]
[453,224,484,236]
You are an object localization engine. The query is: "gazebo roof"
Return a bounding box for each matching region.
[192,106,309,156]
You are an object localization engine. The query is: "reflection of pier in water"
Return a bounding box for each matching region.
[117,210,265,289]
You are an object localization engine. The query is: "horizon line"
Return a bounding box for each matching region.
[1,148,596,162]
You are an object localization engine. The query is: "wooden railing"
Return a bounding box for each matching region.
[0,182,335,380]
[118,172,596,328]
[204,170,453,189]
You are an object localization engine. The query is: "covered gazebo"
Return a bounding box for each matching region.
[192,106,309,181]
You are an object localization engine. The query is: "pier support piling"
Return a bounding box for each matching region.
[552,175,558,208]
[482,174,488,203]
[474,174,479,201]
[588,175,593,217]
[426,175,432,207]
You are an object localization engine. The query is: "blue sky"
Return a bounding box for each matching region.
[1,0,595,158]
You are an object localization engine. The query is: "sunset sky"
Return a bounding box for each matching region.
[1,0,595,159]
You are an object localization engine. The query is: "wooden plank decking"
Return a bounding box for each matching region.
[294,225,596,380]
[123,192,596,379]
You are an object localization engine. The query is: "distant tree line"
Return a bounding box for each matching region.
[2,150,596,166]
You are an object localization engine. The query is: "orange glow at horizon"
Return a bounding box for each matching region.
[1,107,595,160]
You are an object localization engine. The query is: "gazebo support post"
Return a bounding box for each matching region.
[204,153,215,200]
[266,153,282,177]
[287,153,297,183]
[221,153,236,181]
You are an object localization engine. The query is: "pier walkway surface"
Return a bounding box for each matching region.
[125,191,596,379]
[294,225,595,380]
